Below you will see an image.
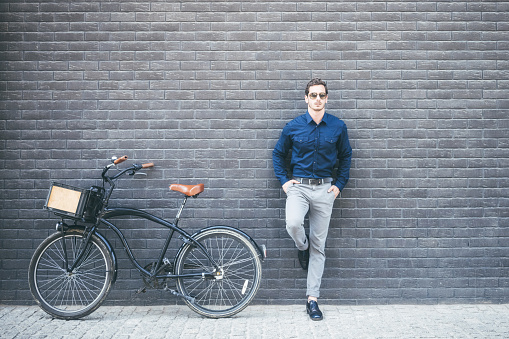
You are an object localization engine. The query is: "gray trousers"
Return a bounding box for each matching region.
[285,182,336,298]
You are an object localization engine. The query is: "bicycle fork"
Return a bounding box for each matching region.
[56,221,96,274]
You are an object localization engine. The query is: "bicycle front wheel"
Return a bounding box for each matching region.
[28,229,114,320]
[175,228,262,318]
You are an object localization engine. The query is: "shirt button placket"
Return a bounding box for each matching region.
[313,127,318,176]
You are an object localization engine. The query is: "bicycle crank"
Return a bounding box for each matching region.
[141,262,164,289]
[140,259,173,290]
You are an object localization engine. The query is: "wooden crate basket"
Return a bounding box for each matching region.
[44,183,90,220]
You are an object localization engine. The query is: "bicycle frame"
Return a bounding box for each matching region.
[99,204,219,280]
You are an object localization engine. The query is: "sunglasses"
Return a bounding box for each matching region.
[308,92,327,100]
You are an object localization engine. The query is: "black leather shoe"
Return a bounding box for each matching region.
[298,235,309,270]
[306,300,323,321]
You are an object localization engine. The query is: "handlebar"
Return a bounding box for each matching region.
[100,156,155,207]
[113,155,128,165]
[102,156,154,180]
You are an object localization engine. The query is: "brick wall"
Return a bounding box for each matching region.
[1,1,508,305]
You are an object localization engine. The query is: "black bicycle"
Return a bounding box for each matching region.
[28,156,265,320]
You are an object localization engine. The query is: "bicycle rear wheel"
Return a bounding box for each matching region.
[175,228,262,318]
[28,229,114,320]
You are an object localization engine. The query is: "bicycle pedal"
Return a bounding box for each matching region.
[136,286,147,294]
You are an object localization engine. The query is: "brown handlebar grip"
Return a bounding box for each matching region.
[114,155,128,164]
[142,163,154,168]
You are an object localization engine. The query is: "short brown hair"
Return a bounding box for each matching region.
[305,78,328,96]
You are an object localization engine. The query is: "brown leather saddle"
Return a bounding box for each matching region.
[169,183,204,197]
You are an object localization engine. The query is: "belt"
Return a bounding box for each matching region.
[293,177,333,185]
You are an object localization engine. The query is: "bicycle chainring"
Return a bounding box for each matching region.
[141,262,173,289]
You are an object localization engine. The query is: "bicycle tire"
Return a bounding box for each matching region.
[28,229,114,320]
[175,228,262,318]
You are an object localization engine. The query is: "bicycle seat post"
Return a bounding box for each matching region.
[174,196,188,226]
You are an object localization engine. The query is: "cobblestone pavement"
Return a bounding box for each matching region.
[1,304,509,338]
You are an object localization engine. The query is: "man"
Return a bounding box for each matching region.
[272,78,352,321]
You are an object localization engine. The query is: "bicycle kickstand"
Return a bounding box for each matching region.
[163,285,196,304]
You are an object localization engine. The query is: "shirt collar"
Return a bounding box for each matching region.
[305,111,329,125]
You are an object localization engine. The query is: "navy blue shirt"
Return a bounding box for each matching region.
[272,111,352,191]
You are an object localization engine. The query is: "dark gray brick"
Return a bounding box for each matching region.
[1,0,508,306]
